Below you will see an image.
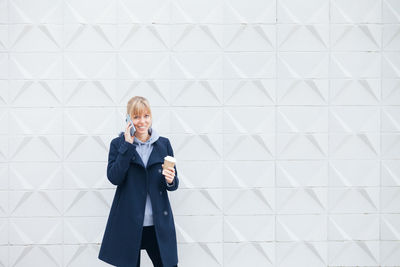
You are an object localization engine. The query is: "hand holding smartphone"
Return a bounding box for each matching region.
[125,114,136,136]
[124,114,136,143]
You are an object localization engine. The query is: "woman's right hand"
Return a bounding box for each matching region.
[124,122,134,144]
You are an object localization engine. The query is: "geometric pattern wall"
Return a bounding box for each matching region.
[1,0,400,266]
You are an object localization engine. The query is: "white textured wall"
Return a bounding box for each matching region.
[1,0,400,266]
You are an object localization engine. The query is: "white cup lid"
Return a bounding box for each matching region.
[164,156,176,163]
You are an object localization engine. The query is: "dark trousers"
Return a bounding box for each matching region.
[136,225,163,267]
[118,225,177,267]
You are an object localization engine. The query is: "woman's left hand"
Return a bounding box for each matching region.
[162,164,175,184]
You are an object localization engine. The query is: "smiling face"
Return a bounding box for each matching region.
[127,96,153,136]
[131,111,152,135]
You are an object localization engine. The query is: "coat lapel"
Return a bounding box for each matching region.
[130,149,145,168]
[146,140,165,168]
[127,138,164,169]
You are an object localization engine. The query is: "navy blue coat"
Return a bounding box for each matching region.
[98,133,179,267]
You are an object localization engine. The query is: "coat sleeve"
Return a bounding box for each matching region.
[107,139,136,186]
[165,138,179,191]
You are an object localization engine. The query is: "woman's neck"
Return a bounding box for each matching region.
[135,132,150,142]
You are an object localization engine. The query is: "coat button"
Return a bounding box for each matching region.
[158,169,162,173]
[160,191,162,195]
[163,211,168,216]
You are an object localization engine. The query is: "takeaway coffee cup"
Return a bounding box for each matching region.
[163,156,176,170]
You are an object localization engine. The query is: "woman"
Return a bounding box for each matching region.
[98,96,179,267]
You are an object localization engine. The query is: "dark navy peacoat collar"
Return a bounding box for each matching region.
[117,134,165,169]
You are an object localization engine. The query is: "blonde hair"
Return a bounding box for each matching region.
[127,96,152,117]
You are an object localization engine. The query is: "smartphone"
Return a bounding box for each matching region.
[125,114,136,136]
